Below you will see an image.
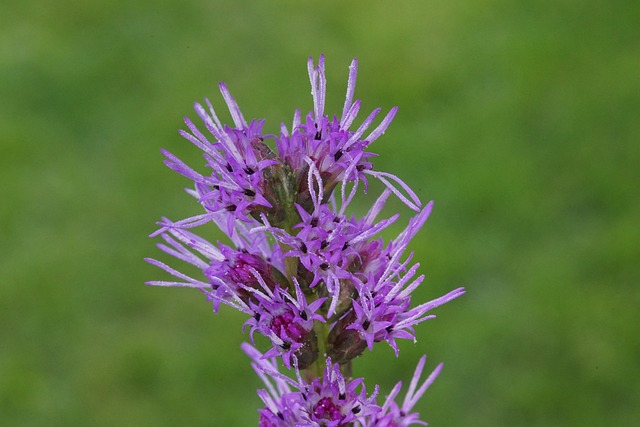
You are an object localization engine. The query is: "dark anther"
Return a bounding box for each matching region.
[281,341,291,350]
[363,320,370,330]
[243,188,256,197]
[342,242,349,251]
[333,217,340,223]
[386,325,393,333]
[314,131,322,140]
[300,243,308,254]
[278,412,284,420]
[254,313,261,321]
[213,184,220,190]
[226,163,233,172]
[334,149,343,161]
[339,392,346,400]
[300,311,308,321]
[226,204,237,212]
[244,167,255,175]
[356,164,365,172]
[352,405,361,414]
[320,240,328,249]
[319,263,329,270]
[310,217,318,227]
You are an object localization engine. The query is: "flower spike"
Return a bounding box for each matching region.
[148,56,464,426]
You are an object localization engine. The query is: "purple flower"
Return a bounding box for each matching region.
[240,277,327,369]
[255,161,402,317]
[159,55,421,236]
[325,203,465,361]
[277,57,415,209]
[243,344,443,426]
[243,343,379,426]
[147,55,465,425]
[165,85,277,232]
[145,216,286,311]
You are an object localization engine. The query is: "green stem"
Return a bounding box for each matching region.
[275,209,301,292]
[306,320,329,381]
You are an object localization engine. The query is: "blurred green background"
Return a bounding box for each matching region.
[2,0,639,425]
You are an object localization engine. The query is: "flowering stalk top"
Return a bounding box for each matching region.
[147,55,464,425]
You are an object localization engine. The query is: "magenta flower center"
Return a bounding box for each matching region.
[270,310,306,342]
[312,396,343,421]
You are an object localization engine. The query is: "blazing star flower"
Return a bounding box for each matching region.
[243,344,443,426]
[147,55,464,425]
[243,343,379,426]
[166,88,277,232]
[239,276,327,369]
[160,55,421,235]
[145,216,286,311]
[277,57,419,212]
[323,202,465,362]
[255,160,401,317]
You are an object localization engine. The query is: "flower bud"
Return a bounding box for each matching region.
[327,311,366,364]
[294,329,319,370]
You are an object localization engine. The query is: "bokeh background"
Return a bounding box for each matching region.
[2,0,639,425]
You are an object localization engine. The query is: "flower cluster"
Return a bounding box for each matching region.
[147,55,464,425]
[243,343,443,427]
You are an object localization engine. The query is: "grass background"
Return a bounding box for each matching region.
[1,0,639,425]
